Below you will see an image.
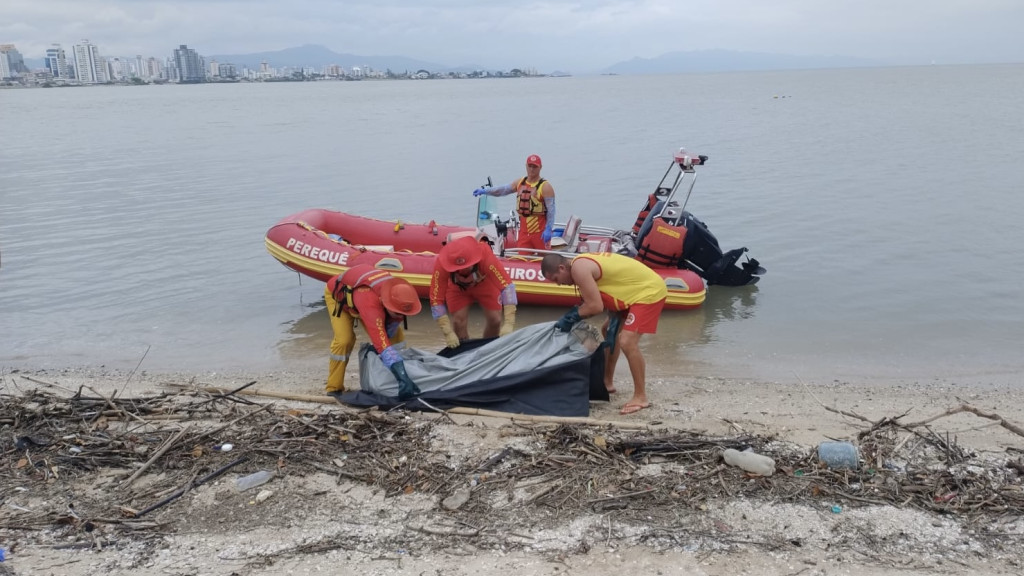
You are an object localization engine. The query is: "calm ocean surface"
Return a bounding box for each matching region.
[2,64,1023,387]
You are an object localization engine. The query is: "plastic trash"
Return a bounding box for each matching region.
[722,448,775,476]
[213,443,233,452]
[818,441,859,470]
[235,470,274,492]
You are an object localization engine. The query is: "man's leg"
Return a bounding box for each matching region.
[481,307,502,338]
[515,233,545,256]
[450,306,471,340]
[325,289,356,393]
[618,330,649,411]
[603,317,621,393]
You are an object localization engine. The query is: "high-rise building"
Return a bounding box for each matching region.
[108,57,129,81]
[45,44,70,79]
[146,57,164,80]
[73,40,108,84]
[0,44,28,78]
[173,44,204,83]
[209,59,220,78]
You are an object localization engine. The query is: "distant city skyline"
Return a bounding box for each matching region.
[3,1,1024,73]
[1,39,544,86]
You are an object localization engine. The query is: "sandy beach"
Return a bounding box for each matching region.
[2,365,1023,576]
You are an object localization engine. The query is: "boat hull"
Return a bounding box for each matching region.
[266,209,705,310]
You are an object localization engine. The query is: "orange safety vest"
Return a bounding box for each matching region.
[326,265,394,318]
[517,177,547,217]
[636,220,689,268]
[632,193,659,235]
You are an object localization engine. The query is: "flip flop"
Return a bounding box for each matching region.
[619,403,650,415]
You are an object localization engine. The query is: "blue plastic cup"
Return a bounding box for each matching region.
[818,441,859,470]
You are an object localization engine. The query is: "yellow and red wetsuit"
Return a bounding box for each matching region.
[429,242,516,317]
[323,266,408,392]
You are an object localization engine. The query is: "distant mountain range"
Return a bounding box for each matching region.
[599,49,882,74]
[207,44,489,74]
[23,45,885,75]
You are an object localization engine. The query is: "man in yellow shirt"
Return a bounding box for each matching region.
[540,252,668,415]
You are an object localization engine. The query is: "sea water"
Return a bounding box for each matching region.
[2,64,1023,388]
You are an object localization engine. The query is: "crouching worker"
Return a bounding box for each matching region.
[431,235,518,347]
[324,265,423,399]
[540,252,668,415]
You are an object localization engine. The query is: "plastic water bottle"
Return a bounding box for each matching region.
[818,442,859,470]
[235,470,274,492]
[722,448,775,476]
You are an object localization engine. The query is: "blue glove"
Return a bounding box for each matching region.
[554,306,581,333]
[389,360,421,400]
[542,226,552,243]
[604,315,622,349]
[473,187,488,197]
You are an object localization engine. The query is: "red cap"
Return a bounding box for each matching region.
[526,154,542,167]
[379,278,422,316]
[439,236,484,272]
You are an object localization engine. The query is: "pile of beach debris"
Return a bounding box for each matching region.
[2,377,1023,563]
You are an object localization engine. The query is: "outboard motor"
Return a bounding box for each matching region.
[632,148,765,286]
[635,207,762,286]
[678,212,763,286]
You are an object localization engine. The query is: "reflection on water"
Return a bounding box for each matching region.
[276,300,330,364]
[704,285,760,324]
[643,285,759,379]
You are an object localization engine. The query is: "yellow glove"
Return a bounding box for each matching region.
[499,305,516,336]
[437,316,460,348]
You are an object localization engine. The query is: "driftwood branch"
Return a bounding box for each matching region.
[120,423,193,489]
[904,404,1024,439]
[163,383,651,429]
[796,374,871,423]
[134,456,249,517]
[162,383,337,405]
[84,385,149,426]
[445,406,651,429]
[183,402,276,446]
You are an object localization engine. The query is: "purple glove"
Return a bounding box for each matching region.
[473,187,489,197]
[542,226,553,243]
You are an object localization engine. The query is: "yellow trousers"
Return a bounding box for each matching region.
[324,285,406,392]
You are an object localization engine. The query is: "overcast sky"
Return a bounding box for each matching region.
[4,0,1023,72]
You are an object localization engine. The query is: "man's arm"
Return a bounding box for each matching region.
[351,289,394,354]
[541,182,556,239]
[428,260,449,319]
[486,180,518,197]
[570,258,605,317]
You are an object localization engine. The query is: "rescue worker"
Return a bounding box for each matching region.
[324,265,423,399]
[472,154,556,251]
[540,252,668,415]
[431,235,517,347]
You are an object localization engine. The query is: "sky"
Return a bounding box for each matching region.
[3,0,1024,72]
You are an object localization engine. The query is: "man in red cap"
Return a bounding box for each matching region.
[324,264,423,398]
[473,154,556,251]
[430,235,518,347]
